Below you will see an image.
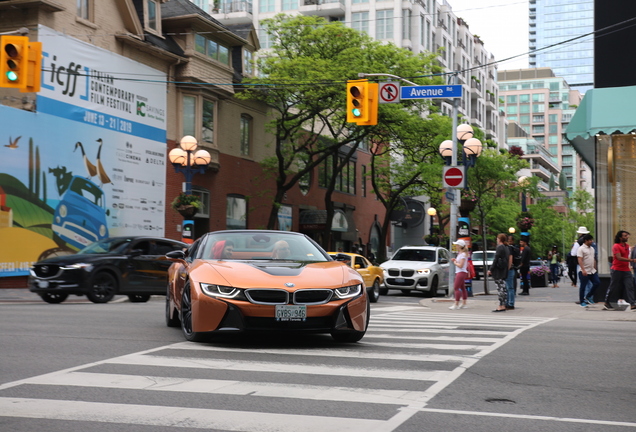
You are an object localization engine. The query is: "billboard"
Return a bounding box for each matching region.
[0,26,168,277]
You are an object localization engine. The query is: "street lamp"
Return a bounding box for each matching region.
[168,136,211,244]
[509,227,516,234]
[518,175,529,212]
[168,135,211,195]
[427,207,437,237]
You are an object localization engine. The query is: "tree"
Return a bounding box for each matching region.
[237,14,442,243]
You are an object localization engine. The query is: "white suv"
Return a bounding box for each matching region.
[380,246,451,296]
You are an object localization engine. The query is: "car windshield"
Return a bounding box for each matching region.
[197,232,329,262]
[78,238,131,254]
[392,249,436,262]
[473,252,495,261]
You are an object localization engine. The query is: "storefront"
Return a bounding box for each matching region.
[566,85,636,280]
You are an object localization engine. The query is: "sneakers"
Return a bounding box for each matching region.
[585,298,595,305]
[580,301,589,308]
[603,302,614,310]
[460,304,469,309]
[618,299,629,306]
[449,305,459,310]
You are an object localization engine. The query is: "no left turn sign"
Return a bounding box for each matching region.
[379,82,400,104]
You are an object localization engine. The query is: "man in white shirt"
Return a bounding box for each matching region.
[577,234,599,307]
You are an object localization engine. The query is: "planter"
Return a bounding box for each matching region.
[530,273,549,287]
[176,205,198,219]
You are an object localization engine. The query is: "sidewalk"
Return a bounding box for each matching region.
[424,279,636,321]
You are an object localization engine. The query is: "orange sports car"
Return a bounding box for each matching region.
[328,252,383,303]
[166,230,369,343]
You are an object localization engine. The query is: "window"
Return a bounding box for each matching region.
[192,187,210,218]
[376,10,394,40]
[226,195,247,229]
[506,95,517,103]
[532,115,544,123]
[532,103,545,113]
[243,49,253,76]
[520,115,530,124]
[520,104,530,114]
[258,27,272,49]
[532,93,544,102]
[195,33,230,66]
[402,9,411,40]
[519,94,530,103]
[260,0,275,12]
[352,12,369,35]
[281,0,297,11]
[319,155,356,194]
[353,0,369,3]
[182,94,215,144]
[549,114,558,123]
[146,0,161,34]
[362,165,367,197]
[532,125,545,134]
[549,124,558,134]
[77,0,93,21]
[506,105,518,115]
[240,115,252,156]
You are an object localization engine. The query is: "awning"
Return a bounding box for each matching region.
[299,209,349,232]
[565,86,636,169]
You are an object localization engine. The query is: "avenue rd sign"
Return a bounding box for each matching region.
[443,166,465,188]
[400,84,462,100]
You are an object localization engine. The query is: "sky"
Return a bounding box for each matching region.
[447,0,529,71]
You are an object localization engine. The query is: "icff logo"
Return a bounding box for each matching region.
[137,101,146,117]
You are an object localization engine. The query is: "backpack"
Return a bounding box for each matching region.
[510,245,521,269]
[566,252,578,267]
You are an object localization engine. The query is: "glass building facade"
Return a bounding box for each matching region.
[529,0,594,92]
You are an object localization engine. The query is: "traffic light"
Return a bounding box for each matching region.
[0,35,29,89]
[21,41,42,93]
[346,79,378,126]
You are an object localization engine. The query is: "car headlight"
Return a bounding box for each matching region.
[99,225,106,237]
[200,283,243,299]
[334,284,362,299]
[416,268,431,274]
[63,263,93,272]
[59,205,67,218]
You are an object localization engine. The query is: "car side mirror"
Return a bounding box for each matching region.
[439,258,449,264]
[166,250,186,261]
[354,264,361,269]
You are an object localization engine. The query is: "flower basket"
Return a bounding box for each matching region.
[529,264,550,287]
[516,212,534,232]
[171,193,201,218]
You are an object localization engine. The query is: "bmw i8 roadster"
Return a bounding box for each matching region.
[165,230,370,343]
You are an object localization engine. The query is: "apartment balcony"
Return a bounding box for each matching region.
[211,0,253,25]
[485,92,497,111]
[470,79,482,97]
[299,0,345,16]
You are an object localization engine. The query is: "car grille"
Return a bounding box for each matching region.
[245,289,333,305]
[386,278,415,286]
[387,268,415,277]
[31,265,63,278]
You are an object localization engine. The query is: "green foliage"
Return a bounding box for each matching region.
[171,193,201,211]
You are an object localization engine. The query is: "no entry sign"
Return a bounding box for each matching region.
[443,166,465,188]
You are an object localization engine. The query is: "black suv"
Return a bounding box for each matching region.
[29,236,186,304]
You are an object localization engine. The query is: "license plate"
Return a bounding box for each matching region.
[37,280,49,288]
[275,305,306,321]
[395,278,404,283]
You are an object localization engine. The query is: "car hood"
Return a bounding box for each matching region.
[192,260,360,289]
[34,254,121,265]
[380,260,438,269]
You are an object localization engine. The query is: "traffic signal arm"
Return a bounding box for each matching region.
[22,41,42,93]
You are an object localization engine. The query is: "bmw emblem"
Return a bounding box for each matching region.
[285,282,295,287]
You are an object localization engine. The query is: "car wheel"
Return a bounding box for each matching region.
[127,294,151,303]
[166,284,180,328]
[367,279,380,303]
[331,300,369,343]
[423,276,438,297]
[401,289,411,295]
[180,282,207,342]
[86,272,117,303]
[39,292,68,304]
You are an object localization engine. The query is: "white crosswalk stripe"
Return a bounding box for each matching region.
[0,307,555,431]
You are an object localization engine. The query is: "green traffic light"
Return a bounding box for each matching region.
[6,70,18,82]
[352,108,361,117]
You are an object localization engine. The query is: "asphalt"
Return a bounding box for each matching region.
[2,277,635,321]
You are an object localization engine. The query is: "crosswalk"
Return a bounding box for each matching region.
[0,306,554,431]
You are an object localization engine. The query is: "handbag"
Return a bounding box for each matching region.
[467,261,476,279]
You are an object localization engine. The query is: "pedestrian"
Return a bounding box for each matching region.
[547,245,561,288]
[603,230,636,311]
[489,233,511,312]
[577,234,600,307]
[506,235,520,310]
[518,236,532,295]
[449,239,469,310]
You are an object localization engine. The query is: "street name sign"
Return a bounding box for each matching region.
[443,166,465,188]
[400,85,462,100]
